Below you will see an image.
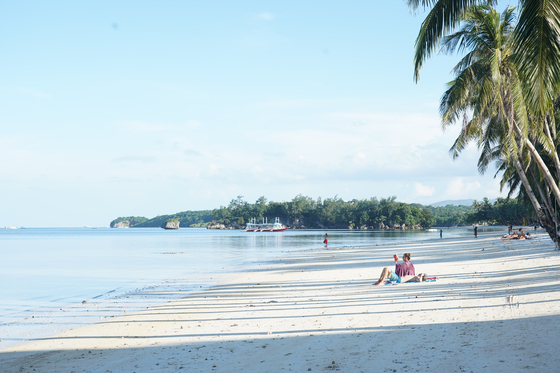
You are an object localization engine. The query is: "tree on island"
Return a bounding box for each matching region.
[210,195,436,229]
[110,216,148,228]
[110,196,536,228]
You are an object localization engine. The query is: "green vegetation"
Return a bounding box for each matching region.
[469,198,535,226]
[427,198,534,226]
[111,196,537,229]
[211,195,435,229]
[424,204,473,227]
[110,216,148,227]
[133,210,213,228]
[409,2,560,244]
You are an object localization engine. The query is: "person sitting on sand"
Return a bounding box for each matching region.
[373,267,426,285]
[502,232,518,240]
[502,229,531,241]
[395,253,415,277]
[373,253,415,285]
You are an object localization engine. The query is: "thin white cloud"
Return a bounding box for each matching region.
[120,121,167,133]
[184,149,202,157]
[208,163,219,176]
[262,151,285,158]
[253,98,337,109]
[111,156,157,163]
[257,12,274,20]
[18,87,51,98]
[446,177,481,197]
[118,120,202,133]
[414,182,435,197]
[185,120,202,129]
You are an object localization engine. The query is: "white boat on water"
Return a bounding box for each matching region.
[243,217,288,232]
[4,226,17,229]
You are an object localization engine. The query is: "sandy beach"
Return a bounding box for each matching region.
[2,231,560,372]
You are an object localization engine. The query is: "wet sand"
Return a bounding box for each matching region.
[2,232,560,372]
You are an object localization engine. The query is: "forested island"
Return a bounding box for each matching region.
[110,211,212,228]
[110,195,535,229]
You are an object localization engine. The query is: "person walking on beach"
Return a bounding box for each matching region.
[474,226,478,238]
[323,233,328,248]
[440,229,443,238]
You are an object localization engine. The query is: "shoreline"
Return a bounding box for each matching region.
[0,227,489,350]
[2,231,560,372]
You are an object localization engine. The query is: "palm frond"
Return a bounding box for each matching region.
[409,0,486,81]
[514,0,560,115]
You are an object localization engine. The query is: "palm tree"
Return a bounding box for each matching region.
[437,5,559,242]
[408,0,560,109]
[409,0,560,243]
[409,0,560,194]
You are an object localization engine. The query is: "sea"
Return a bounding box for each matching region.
[0,226,501,348]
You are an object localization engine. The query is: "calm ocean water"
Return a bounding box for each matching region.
[0,226,499,347]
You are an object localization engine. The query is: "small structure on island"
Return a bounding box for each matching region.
[243,217,288,232]
[161,218,180,230]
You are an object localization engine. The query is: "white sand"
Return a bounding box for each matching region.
[2,232,560,372]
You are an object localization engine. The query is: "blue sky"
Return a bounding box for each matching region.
[1,1,511,227]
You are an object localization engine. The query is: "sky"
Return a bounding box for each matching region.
[0,1,512,227]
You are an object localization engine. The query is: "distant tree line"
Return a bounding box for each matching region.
[211,195,435,229]
[110,196,536,229]
[468,198,535,226]
[427,198,535,226]
[423,205,473,227]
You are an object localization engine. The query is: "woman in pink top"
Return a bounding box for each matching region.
[373,253,416,286]
[394,253,415,277]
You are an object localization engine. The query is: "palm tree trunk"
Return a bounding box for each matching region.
[529,163,560,229]
[543,115,560,181]
[513,155,558,244]
[511,121,560,206]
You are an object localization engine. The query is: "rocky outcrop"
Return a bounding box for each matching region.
[206,222,237,229]
[161,220,180,229]
[207,223,227,229]
[113,221,130,228]
[205,219,246,229]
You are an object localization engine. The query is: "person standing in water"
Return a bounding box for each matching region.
[474,226,478,238]
[440,229,443,238]
[323,233,328,248]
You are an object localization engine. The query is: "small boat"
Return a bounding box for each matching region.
[4,226,17,229]
[243,217,288,232]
